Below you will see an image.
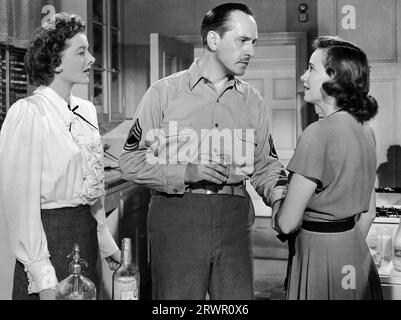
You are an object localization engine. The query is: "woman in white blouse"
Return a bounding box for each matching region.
[0,13,120,300]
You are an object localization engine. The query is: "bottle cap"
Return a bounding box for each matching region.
[67,243,88,275]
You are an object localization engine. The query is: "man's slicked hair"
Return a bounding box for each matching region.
[200,3,254,46]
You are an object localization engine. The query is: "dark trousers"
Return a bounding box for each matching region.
[148,192,255,300]
[12,205,99,300]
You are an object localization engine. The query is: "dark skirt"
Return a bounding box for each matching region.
[286,224,383,300]
[12,205,99,300]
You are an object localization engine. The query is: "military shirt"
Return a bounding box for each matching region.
[119,59,287,206]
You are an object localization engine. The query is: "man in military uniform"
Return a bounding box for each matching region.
[119,2,287,300]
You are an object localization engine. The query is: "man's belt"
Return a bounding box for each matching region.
[185,182,248,197]
[186,181,247,197]
[151,181,248,197]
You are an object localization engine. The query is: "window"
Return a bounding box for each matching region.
[90,0,125,128]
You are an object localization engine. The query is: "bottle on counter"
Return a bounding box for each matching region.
[55,243,97,300]
[393,218,401,272]
[367,232,382,268]
[112,238,140,300]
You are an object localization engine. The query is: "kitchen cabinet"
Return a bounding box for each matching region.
[100,171,151,300]
[252,216,287,299]
[380,273,401,300]
[367,213,401,300]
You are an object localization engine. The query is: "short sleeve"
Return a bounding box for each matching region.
[287,122,333,190]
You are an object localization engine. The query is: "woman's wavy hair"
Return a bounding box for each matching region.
[24,13,86,87]
[313,36,378,123]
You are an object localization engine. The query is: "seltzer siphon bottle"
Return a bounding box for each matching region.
[112,238,140,300]
[55,243,97,300]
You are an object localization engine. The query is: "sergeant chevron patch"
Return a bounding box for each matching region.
[268,134,278,159]
[123,119,142,151]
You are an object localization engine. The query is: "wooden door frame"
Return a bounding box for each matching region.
[176,32,308,139]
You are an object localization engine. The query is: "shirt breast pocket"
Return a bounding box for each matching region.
[233,129,255,175]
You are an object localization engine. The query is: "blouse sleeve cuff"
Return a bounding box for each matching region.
[97,225,119,259]
[26,258,58,294]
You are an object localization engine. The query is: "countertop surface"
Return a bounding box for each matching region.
[104,167,125,190]
[379,260,401,284]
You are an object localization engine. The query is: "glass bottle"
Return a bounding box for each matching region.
[393,218,401,272]
[55,243,97,300]
[112,238,140,300]
[367,232,382,268]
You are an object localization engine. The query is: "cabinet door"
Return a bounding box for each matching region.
[382,284,401,300]
[101,207,120,300]
[120,188,152,300]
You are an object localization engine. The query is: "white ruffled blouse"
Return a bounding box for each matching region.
[0,86,119,294]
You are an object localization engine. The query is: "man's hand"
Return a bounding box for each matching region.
[105,250,121,271]
[39,287,57,300]
[184,163,229,184]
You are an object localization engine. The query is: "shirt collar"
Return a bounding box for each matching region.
[233,77,245,95]
[34,86,77,122]
[188,59,245,95]
[188,59,205,90]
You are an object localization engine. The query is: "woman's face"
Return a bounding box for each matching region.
[300,49,332,115]
[57,32,95,85]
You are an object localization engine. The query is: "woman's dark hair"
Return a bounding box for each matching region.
[313,36,378,123]
[201,3,254,47]
[24,13,86,87]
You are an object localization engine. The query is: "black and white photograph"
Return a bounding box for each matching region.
[0,0,400,305]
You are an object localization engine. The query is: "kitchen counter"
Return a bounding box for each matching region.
[101,166,151,299]
[377,260,401,299]
[379,260,401,284]
[104,167,126,190]
[103,167,147,215]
